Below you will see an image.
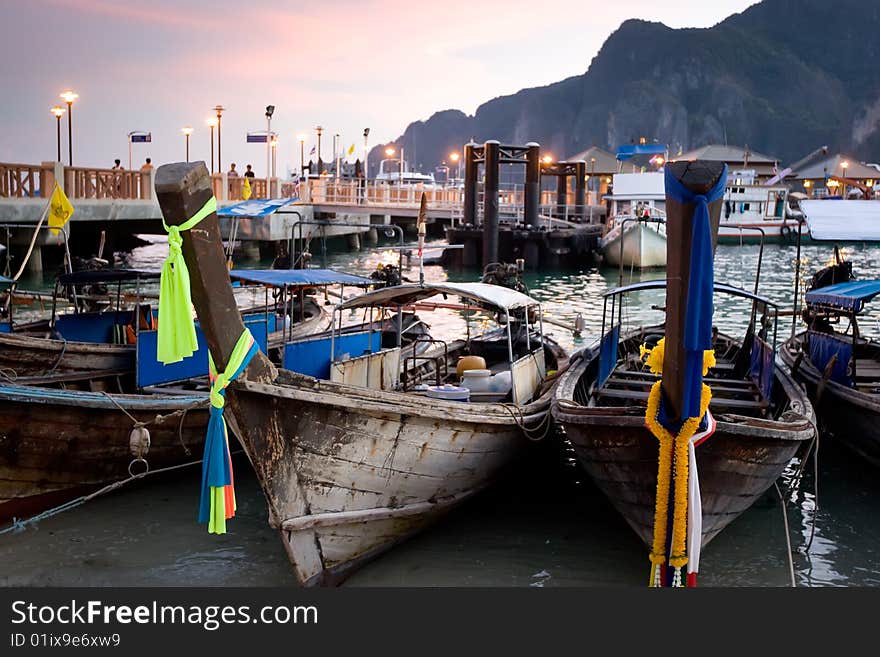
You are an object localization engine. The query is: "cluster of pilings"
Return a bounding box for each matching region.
[458,140,597,269]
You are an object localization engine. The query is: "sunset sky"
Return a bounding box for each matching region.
[1,0,757,175]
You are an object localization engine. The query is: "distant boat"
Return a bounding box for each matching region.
[374,158,437,187]
[599,172,667,269]
[717,169,803,244]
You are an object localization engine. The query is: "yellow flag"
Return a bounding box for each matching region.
[48,182,74,235]
[348,143,355,156]
[242,176,252,200]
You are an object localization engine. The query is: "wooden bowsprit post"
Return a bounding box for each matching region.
[643,160,727,587]
[154,162,275,382]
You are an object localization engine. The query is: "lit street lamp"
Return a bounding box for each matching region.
[181,126,193,162]
[265,105,275,196]
[50,106,65,162]
[363,128,370,179]
[206,117,218,173]
[449,151,461,182]
[213,105,225,172]
[59,90,78,166]
[316,126,323,173]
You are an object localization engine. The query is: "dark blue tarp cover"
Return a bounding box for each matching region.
[229,269,372,288]
[217,198,296,217]
[808,330,854,387]
[749,336,775,401]
[597,325,620,389]
[0,275,12,286]
[616,144,667,161]
[805,280,880,313]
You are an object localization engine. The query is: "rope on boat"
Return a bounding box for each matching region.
[0,396,215,536]
[0,458,203,536]
[774,482,797,587]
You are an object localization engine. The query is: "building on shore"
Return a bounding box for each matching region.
[565,145,639,203]
[789,152,878,198]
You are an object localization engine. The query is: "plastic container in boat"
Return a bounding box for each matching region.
[425,384,470,402]
[461,369,512,402]
[456,355,487,378]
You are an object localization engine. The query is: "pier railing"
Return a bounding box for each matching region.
[0,162,50,198]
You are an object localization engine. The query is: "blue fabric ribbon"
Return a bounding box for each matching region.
[664,165,728,419]
[197,337,259,524]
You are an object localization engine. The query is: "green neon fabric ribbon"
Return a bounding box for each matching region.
[157,196,217,365]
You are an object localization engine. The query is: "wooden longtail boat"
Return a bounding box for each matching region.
[0,385,208,523]
[780,267,880,468]
[553,283,815,545]
[0,268,356,382]
[154,162,568,586]
[553,162,814,574]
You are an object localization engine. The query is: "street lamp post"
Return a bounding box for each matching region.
[334,133,341,181]
[50,106,65,162]
[265,105,275,197]
[316,126,323,173]
[213,105,224,172]
[271,137,277,181]
[297,134,306,177]
[206,117,218,173]
[363,128,370,180]
[181,126,193,162]
[60,90,78,166]
[841,160,850,197]
[449,151,461,183]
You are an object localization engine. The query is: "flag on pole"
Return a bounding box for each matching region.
[348,143,355,156]
[48,182,74,236]
[309,145,316,156]
[242,177,252,200]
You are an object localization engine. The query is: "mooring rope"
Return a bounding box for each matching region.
[774,482,797,588]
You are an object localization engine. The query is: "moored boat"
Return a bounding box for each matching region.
[154,161,568,585]
[554,161,814,586]
[553,281,815,546]
[599,172,667,269]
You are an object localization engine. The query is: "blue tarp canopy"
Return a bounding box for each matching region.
[0,275,12,286]
[616,144,667,161]
[805,280,880,313]
[217,198,297,217]
[229,268,373,288]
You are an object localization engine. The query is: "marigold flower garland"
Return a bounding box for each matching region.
[641,339,715,587]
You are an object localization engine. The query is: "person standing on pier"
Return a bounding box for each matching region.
[140,158,153,172]
[112,158,124,170]
[244,164,255,180]
[228,163,239,177]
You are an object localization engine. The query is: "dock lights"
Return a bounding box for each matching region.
[206,117,218,173]
[542,155,553,165]
[50,106,65,162]
[213,105,225,171]
[181,126,193,162]
[59,90,78,166]
[385,147,395,157]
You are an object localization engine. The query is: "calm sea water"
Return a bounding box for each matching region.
[1,235,879,587]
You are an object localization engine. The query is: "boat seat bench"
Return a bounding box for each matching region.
[596,387,768,411]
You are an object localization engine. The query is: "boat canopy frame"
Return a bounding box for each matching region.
[328,282,546,397]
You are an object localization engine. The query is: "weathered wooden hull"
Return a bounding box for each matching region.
[0,385,207,523]
[552,351,814,547]
[225,368,558,586]
[600,221,667,269]
[781,336,880,467]
[0,332,133,378]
